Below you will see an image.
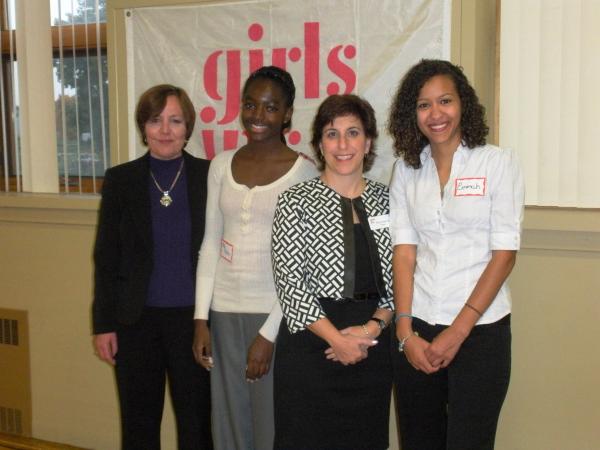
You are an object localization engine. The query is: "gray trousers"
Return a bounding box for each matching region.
[210,311,275,450]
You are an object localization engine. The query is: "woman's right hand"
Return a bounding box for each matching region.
[399,330,439,374]
[93,332,118,366]
[193,320,213,370]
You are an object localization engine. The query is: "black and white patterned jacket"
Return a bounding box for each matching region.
[272,177,394,334]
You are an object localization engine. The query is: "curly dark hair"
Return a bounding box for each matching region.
[242,66,296,131]
[136,84,196,146]
[310,94,378,172]
[388,59,488,169]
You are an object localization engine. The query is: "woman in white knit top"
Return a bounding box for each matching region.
[193,66,317,450]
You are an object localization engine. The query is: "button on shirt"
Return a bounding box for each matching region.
[390,144,525,325]
[194,149,318,341]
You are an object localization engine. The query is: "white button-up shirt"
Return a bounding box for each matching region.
[390,143,525,325]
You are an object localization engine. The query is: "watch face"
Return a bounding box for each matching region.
[370,317,385,330]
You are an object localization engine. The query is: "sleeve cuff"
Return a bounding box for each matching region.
[491,232,521,250]
[194,276,214,320]
[377,296,395,311]
[391,227,419,246]
[259,305,284,342]
[291,311,327,334]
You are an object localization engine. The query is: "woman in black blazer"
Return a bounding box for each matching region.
[92,85,212,450]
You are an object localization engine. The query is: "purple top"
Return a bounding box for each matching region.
[146,155,194,307]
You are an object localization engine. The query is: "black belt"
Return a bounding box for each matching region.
[319,293,380,304]
[351,292,380,301]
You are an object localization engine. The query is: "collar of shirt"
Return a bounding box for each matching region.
[419,142,471,166]
[394,144,523,326]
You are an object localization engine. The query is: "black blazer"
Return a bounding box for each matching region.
[92,151,210,334]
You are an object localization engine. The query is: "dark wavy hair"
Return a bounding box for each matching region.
[310,94,378,172]
[388,59,488,169]
[135,84,196,146]
[242,66,296,131]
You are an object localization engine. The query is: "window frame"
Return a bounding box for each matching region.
[52,22,107,193]
[0,1,107,194]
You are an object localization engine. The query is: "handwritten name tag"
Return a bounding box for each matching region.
[220,239,234,262]
[368,214,390,230]
[454,177,486,196]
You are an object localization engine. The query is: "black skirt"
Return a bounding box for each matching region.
[273,297,392,450]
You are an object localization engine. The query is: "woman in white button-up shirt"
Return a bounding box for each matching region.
[388,59,525,450]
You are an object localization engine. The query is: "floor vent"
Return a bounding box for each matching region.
[0,407,22,435]
[0,318,19,346]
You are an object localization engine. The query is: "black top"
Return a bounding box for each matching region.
[339,196,386,299]
[353,223,377,295]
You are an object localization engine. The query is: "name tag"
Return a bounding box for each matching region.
[368,214,390,230]
[220,239,233,262]
[454,177,486,196]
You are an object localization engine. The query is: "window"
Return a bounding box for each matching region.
[0,0,19,192]
[53,0,108,193]
[0,0,107,194]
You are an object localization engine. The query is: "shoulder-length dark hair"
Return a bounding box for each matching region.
[388,59,488,169]
[135,84,196,146]
[310,94,378,172]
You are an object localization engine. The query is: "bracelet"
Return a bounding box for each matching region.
[398,331,419,352]
[464,303,483,317]
[361,324,371,336]
[395,313,413,322]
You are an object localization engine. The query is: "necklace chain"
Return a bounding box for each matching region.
[149,159,184,207]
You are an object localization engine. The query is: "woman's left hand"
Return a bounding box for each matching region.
[325,325,373,361]
[424,325,468,368]
[246,334,274,382]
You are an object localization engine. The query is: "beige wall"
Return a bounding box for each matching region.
[0,196,177,449]
[497,209,600,449]
[1,1,599,449]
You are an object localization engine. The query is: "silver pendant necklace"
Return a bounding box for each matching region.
[149,159,184,207]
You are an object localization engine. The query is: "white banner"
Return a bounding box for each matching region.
[127,0,450,183]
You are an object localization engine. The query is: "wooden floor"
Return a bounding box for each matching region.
[0,433,89,450]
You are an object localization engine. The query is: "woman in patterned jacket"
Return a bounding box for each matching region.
[271,94,394,450]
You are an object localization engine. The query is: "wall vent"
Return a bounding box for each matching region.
[0,407,22,435]
[0,318,19,346]
[0,308,31,436]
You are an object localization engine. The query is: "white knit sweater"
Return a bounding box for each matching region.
[194,149,318,341]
